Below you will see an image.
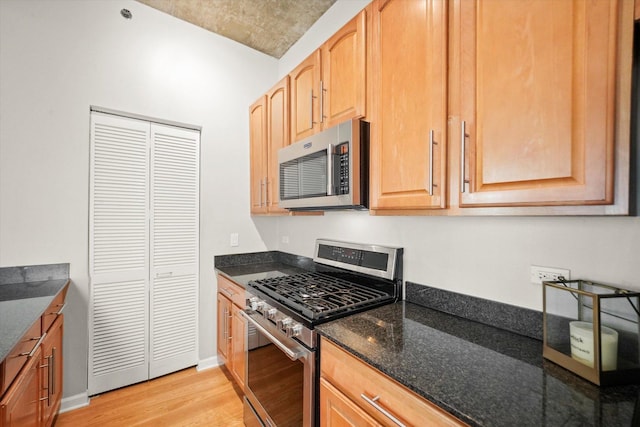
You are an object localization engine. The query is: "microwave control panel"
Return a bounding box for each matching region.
[337,142,349,195]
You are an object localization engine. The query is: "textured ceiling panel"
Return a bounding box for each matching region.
[136,0,337,58]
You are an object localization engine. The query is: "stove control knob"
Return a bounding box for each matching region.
[250,298,265,311]
[277,317,292,330]
[266,307,278,320]
[287,323,303,338]
[260,303,272,316]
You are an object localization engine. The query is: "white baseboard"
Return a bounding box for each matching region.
[59,392,90,413]
[197,356,221,371]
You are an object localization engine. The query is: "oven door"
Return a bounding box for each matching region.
[241,310,315,427]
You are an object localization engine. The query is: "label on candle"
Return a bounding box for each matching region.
[569,321,618,371]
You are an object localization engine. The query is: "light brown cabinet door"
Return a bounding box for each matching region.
[216,293,231,364]
[266,76,290,214]
[456,0,620,207]
[40,316,63,427]
[230,305,246,391]
[320,378,382,427]
[370,0,448,210]
[290,50,321,143]
[321,9,367,129]
[0,348,41,427]
[249,96,268,214]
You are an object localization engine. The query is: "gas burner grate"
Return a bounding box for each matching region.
[249,272,391,321]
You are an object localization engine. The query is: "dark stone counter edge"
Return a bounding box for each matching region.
[214,250,315,270]
[0,263,69,285]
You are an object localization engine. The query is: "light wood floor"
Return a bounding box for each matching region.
[55,366,244,426]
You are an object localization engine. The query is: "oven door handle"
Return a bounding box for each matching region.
[241,311,308,361]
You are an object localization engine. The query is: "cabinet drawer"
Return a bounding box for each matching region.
[41,285,67,333]
[321,338,466,427]
[0,321,42,397]
[217,275,246,308]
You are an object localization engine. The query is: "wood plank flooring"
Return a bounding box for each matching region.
[55,366,243,426]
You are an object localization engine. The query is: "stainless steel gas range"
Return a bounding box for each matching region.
[242,239,403,427]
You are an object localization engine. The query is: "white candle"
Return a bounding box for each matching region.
[569,321,619,371]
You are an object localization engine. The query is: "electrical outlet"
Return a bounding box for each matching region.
[530,265,570,284]
[281,236,289,244]
[230,233,239,247]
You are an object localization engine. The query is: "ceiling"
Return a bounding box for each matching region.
[135,0,337,59]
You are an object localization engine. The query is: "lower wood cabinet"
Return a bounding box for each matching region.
[40,315,63,427]
[320,337,466,427]
[0,347,41,427]
[216,274,246,390]
[0,285,67,427]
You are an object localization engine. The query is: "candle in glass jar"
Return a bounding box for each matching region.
[569,321,618,371]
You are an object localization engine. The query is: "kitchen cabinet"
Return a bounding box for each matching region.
[289,9,368,144]
[290,50,322,143]
[369,0,448,211]
[0,347,41,427]
[216,274,246,390]
[320,337,466,427]
[40,316,63,427]
[370,0,634,215]
[266,77,291,214]
[1,284,67,427]
[250,95,268,214]
[454,0,628,208]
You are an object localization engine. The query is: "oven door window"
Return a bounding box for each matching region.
[247,325,304,426]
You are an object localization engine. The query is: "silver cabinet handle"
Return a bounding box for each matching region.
[310,89,315,129]
[220,288,235,298]
[264,177,268,207]
[460,120,468,193]
[48,303,65,315]
[259,178,264,207]
[320,80,325,123]
[360,394,407,427]
[223,307,228,340]
[428,129,435,196]
[20,333,46,358]
[227,310,233,341]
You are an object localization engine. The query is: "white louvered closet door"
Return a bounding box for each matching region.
[89,113,151,395]
[149,123,199,379]
[89,112,200,395]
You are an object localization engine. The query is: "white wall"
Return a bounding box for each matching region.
[273,1,640,311]
[0,0,278,400]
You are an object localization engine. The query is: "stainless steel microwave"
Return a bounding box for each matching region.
[278,119,369,210]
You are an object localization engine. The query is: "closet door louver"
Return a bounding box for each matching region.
[89,113,150,395]
[149,123,200,378]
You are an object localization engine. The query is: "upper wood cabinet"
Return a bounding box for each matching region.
[250,77,293,215]
[290,9,369,144]
[454,0,628,208]
[369,0,634,215]
[369,0,448,210]
[266,77,291,214]
[290,51,322,143]
[249,96,268,214]
[321,9,367,129]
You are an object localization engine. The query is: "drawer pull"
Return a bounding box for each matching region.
[48,303,66,315]
[361,393,407,427]
[19,333,47,358]
[221,288,235,298]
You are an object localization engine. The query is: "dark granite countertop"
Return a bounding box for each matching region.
[317,301,640,427]
[214,250,314,287]
[0,264,70,362]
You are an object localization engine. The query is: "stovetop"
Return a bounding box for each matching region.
[248,272,392,322]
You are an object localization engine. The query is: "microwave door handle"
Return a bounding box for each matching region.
[326,144,334,196]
